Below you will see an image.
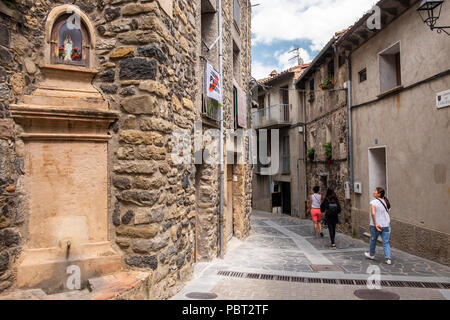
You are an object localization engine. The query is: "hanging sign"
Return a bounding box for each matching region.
[205,62,223,104]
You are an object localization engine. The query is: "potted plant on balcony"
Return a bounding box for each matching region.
[319,75,335,91]
[324,142,332,163]
[307,148,315,163]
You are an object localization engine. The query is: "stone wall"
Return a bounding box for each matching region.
[0,0,252,298]
[303,52,352,235]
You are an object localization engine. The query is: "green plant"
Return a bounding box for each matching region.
[319,74,335,90]
[307,148,315,162]
[324,142,332,162]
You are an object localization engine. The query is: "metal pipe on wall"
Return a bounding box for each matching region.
[218,0,225,259]
[347,54,354,191]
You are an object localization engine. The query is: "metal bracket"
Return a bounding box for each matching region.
[202,36,220,52]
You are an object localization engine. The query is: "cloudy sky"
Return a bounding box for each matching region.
[251,0,377,80]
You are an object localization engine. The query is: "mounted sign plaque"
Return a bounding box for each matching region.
[436,90,450,109]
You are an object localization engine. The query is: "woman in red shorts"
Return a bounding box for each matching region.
[307,186,324,238]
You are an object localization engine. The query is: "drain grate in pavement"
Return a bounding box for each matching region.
[217,271,450,290]
[354,289,400,300]
[185,292,218,300]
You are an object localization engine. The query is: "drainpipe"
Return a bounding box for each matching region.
[347,54,354,191]
[218,0,225,259]
[302,90,308,218]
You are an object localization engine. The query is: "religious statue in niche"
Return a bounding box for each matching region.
[57,24,83,62]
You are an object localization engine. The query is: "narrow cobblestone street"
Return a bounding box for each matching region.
[172,211,450,300]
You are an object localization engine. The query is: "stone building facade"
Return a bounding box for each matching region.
[0,0,252,298]
[252,64,309,218]
[296,31,352,234]
[336,0,450,266]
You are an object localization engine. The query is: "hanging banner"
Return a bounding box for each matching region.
[205,62,223,104]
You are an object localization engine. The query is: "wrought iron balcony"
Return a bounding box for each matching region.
[252,104,292,129]
[202,98,220,121]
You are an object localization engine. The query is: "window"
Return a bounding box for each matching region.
[51,14,90,67]
[326,125,332,143]
[359,68,367,83]
[233,0,241,30]
[379,42,401,93]
[309,79,315,92]
[233,41,240,83]
[258,95,265,109]
[327,59,335,79]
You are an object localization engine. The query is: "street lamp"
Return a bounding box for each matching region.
[417,0,450,35]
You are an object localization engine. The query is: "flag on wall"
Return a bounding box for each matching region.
[205,62,223,104]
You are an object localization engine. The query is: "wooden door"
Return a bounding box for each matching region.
[226,165,234,241]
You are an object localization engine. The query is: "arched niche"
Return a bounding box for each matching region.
[44,5,96,68]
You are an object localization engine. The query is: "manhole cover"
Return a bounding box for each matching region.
[354,289,400,300]
[185,292,218,300]
[310,265,343,272]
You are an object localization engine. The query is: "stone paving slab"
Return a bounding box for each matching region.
[173,211,450,300]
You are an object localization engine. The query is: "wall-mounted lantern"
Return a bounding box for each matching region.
[417,0,450,35]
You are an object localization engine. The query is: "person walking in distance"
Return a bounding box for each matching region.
[321,189,341,249]
[308,186,324,238]
[365,187,392,265]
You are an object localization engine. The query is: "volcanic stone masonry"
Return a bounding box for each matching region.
[0,0,253,299]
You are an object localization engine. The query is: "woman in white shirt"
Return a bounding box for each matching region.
[307,186,324,238]
[365,187,392,265]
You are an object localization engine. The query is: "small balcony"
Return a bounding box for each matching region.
[202,99,220,122]
[252,104,292,129]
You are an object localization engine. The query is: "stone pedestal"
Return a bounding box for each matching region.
[10,65,122,293]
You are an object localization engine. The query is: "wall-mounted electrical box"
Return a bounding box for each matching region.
[344,182,351,199]
[298,126,304,133]
[354,182,362,194]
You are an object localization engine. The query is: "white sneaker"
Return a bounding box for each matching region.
[386,259,392,265]
[365,252,375,260]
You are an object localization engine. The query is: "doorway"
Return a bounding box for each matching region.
[281,182,291,215]
[226,164,234,241]
[368,147,388,200]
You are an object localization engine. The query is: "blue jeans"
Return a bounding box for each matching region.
[369,225,391,259]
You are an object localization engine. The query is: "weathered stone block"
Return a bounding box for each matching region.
[113,161,158,175]
[182,98,194,111]
[137,45,167,63]
[119,130,164,146]
[0,229,20,248]
[125,255,158,270]
[100,85,118,94]
[0,120,13,138]
[118,190,160,206]
[136,145,167,160]
[120,58,157,80]
[121,210,134,225]
[132,232,170,253]
[0,84,10,101]
[113,176,132,190]
[116,224,159,239]
[140,117,173,133]
[121,95,157,115]
[122,3,156,15]
[0,251,9,272]
[139,80,168,97]
[132,176,165,190]
[98,70,115,82]
[118,30,159,44]
[0,46,12,63]
[110,47,135,59]
[105,7,121,22]
[134,206,166,225]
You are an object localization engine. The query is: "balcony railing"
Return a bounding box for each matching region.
[202,98,220,121]
[252,104,291,129]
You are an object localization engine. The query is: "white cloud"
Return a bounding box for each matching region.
[252,0,376,51]
[252,47,312,80]
[251,0,377,79]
